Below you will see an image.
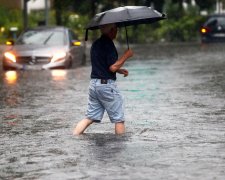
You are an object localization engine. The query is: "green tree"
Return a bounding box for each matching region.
[157,0,204,42]
[144,0,165,12]
[0,6,22,41]
[195,0,215,11]
[54,0,72,25]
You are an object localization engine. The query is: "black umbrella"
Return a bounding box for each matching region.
[85,6,166,49]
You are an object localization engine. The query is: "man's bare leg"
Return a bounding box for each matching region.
[115,122,125,135]
[73,118,93,135]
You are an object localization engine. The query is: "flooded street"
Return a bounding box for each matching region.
[1,43,225,179]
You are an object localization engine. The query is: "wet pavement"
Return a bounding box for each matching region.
[0,43,225,179]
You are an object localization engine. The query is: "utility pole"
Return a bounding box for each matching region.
[23,0,30,30]
[45,0,49,26]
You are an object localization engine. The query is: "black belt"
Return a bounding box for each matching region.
[100,79,108,84]
[91,78,115,84]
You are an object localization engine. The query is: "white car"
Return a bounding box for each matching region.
[2,26,86,70]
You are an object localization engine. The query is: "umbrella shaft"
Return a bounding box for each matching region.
[125,26,129,49]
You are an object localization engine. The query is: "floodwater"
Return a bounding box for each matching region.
[0,43,225,179]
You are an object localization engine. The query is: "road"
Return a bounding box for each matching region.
[0,43,225,179]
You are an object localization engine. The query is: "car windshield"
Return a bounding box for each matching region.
[16,30,66,45]
[207,16,225,26]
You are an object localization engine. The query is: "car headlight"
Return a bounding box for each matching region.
[51,52,67,62]
[4,52,16,63]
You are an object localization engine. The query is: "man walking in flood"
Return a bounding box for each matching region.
[73,23,133,135]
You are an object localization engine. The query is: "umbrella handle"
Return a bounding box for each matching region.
[125,26,129,49]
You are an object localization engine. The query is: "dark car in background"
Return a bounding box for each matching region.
[2,26,86,70]
[200,14,225,43]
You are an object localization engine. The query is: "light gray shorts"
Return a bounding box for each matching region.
[85,79,124,123]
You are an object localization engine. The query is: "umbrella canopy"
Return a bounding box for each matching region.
[85,6,166,48]
[86,6,166,30]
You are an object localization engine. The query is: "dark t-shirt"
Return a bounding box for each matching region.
[90,35,118,80]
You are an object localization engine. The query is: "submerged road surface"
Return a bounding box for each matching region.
[0,43,225,179]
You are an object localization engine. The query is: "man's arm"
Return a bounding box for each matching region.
[109,49,133,73]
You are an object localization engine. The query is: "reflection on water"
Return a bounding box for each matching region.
[51,70,67,81]
[4,71,17,84]
[3,70,68,84]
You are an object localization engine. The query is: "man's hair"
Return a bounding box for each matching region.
[100,23,117,34]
